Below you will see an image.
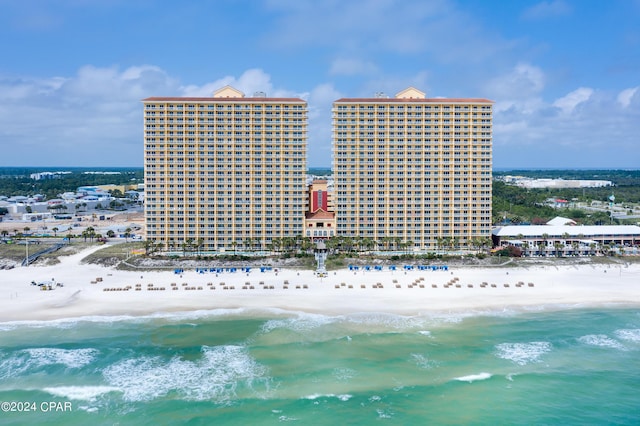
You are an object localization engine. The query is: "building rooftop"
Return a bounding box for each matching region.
[493,225,640,238]
[334,97,494,103]
[142,96,306,103]
[305,209,335,220]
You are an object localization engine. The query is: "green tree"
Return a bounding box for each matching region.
[195,238,204,255]
[143,239,160,256]
[123,227,132,242]
[110,189,124,198]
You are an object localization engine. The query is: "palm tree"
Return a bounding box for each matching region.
[541,233,549,256]
[1,230,8,239]
[195,238,204,256]
[123,227,132,242]
[85,226,96,242]
[402,240,414,254]
[181,240,192,257]
[244,237,254,253]
[300,238,313,254]
[553,242,564,257]
[571,241,580,256]
[325,236,339,254]
[52,227,59,237]
[362,237,376,253]
[143,239,153,255]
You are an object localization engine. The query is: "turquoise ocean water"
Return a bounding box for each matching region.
[1,306,639,425]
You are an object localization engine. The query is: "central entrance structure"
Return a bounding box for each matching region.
[314,241,328,276]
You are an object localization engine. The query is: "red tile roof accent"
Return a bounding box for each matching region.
[305,209,335,220]
[142,96,306,103]
[334,97,493,103]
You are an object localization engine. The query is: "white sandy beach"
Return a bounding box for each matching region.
[1,246,639,321]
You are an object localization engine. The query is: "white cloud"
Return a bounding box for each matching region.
[181,69,302,99]
[0,59,637,170]
[0,65,179,166]
[552,87,594,114]
[522,0,571,20]
[0,66,313,167]
[493,82,640,167]
[329,58,378,76]
[617,87,639,108]
[487,63,545,99]
[486,63,546,115]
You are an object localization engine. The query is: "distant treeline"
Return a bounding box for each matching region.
[0,167,142,178]
[0,168,144,200]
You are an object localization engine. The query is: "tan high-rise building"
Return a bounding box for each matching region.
[143,86,307,252]
[332,87,493,251]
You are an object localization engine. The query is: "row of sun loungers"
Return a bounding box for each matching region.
[103,281,309,291]
[332,277,536,289]
[189,267,276,274]
[100,278,534,292]
[347,265,450,272]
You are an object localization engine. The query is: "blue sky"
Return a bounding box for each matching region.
[0,0,639,169]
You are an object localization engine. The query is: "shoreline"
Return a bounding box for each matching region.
[1,247,639,322]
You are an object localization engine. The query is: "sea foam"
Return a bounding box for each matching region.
[0,348,98,379]
[614,329,640,343]
[43,386,120,401]
[578,334,626,350]
[453,372,492,383]
[495,342,552,366]
[102,345,269,402]
[302,394,352,401]
[411,353,437,370]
